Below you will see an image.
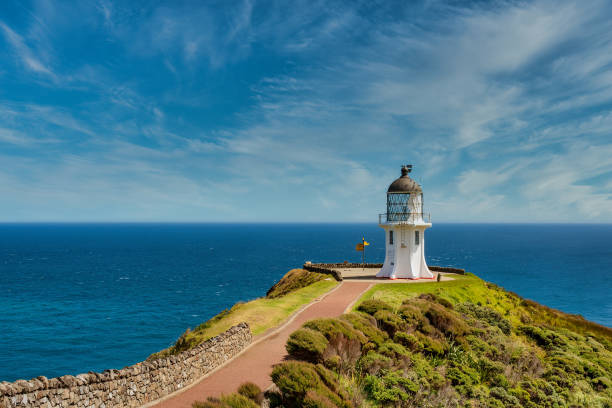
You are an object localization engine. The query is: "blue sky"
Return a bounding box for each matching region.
[0,0,611,222]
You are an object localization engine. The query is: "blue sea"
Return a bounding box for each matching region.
[1,223,611,382]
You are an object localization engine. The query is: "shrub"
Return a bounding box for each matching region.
[266,269,327,298]
[173,328,194,353]
[519,378,564,406]
[447,363,480,387]
[378,341,410,358]
[446,341,469,364]
[323,355,341,371]
[393,331,446,356]
[363,370,418,404]
[304,319,366,344]
[490,373,510,389]
[271,361,322,400]
[274,277,612,408]
[548,353,583,377]
[475,357,505,383]
[417,293,454,309]
[303,390,337,408]
[404,351,445,389]
[322,333,362,374]
[398,303,425,326]
[519,325,569,349]
[270,361,351,408]
[361,341,377,354]
[417,332,448,356]
[263,390,283,408]
[313,363,349,398]
[457,302,512,335]
[357,299,393,315]
[340,313,388,346]
[489,387,520,407]
[465,334,491,354]
[423,303,470,338]
[193,400,219,408]
[192,393,259,408]
[373,310,406,337]
[508,386,531,405]
[237,382,263,404]
[394,332,421,350]
[286,328,329,363]
[358,352,392,375]
[592,376,612,391]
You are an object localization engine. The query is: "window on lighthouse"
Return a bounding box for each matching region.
[389,230,394,245]
[415,231,420,245]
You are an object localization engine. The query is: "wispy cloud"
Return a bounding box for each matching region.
[0,0,610,221]
[0,21,55,78]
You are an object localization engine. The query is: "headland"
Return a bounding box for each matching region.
[1,266,610,408]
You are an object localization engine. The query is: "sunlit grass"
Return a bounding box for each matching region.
[149,277,338,359]
[355,272,612,342]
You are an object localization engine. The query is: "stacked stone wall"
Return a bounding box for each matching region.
[303,262,465,279]
[0,322,251,408]
[302,263,346,281]
[428,266,465,275]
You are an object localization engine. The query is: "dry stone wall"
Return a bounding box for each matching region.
[304,262,465,279]
[0,322,251,408]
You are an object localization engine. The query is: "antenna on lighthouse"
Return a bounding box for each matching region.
[401,164,412,176]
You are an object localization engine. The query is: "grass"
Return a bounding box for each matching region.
[264,275,612,407]
[266,268,329,298]
[356,273,480,310]
[150,276,338,359]
[183,271,612,407]
[355,273,612,342]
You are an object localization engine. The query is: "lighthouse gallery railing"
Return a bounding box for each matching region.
[379,212,431,224]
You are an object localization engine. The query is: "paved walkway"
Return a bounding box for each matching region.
[151,281,372,408]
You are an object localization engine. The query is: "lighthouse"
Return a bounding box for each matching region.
[376,165,434,280]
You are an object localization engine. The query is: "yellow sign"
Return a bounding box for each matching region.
[363,240,370,246]
[355,243,364,251]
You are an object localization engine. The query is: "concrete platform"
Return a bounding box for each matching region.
[333,267,455,283]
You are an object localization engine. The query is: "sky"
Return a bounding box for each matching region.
[0,0,611,223]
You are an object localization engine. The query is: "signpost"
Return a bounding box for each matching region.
[355,237,370,268]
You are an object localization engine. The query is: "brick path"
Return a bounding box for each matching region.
[150,281,372,408]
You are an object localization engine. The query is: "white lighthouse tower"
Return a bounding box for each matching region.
[376,165,434,280]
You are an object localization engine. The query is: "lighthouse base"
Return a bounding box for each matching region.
[377,223,433,280]
[376,263,434,280]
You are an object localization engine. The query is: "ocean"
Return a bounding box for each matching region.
[0,223,610,382]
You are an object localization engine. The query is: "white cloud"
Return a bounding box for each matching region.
[0,21,55,78]
[1,0,611,221]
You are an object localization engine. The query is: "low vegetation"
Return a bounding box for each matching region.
[266,269,329,298]
[193,382,263,408]
[150,270,337,359]
[204,273,612,407]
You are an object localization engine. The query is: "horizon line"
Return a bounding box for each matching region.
[1,221,611,225]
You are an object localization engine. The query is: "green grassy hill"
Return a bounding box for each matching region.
[149,269,336,360]
[196,273,612,407]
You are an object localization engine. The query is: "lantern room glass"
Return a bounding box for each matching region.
[386,192,424,222]
[386,192,411,221]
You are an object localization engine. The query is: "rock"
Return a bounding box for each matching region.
[37,376,49,389]
[0,324,252,408]
[59,375,78,388]
[47,378,60,389]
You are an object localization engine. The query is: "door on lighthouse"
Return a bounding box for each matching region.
[387,230,395,265]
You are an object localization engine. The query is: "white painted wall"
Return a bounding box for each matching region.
[376,223,433,279]
[376,190,432,279]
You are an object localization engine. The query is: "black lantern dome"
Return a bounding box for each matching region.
[385,165,423,222]
[387,165,422,193]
